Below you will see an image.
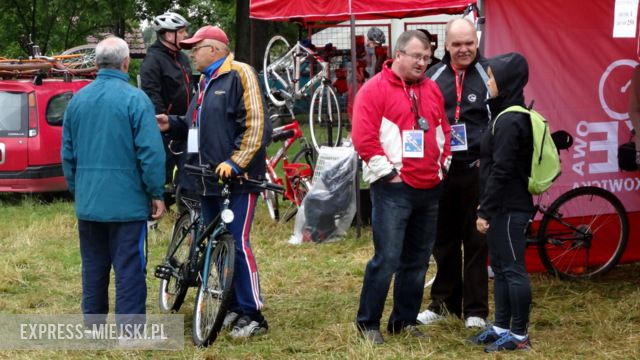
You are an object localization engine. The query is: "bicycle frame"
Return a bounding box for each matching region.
[164,187,232,288]
[269,41,331,102]
[265,120,313,206]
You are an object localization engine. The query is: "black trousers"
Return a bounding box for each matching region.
[428,163,488,319]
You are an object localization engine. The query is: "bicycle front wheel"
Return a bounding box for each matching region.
[309,84,342,152]
[537,186,629,279]
[263,35,292,108]
[263,171,280,221]
[158,212,191,312]
[192,233,235,347]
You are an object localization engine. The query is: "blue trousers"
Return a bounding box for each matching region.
[201,192,263,316]
[78,220,147,321]
[356,181,442,332]
[486,211,532,335]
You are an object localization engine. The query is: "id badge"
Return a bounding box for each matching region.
[402,130,424,158]
[187,128,199,153]
[451,123,468,152]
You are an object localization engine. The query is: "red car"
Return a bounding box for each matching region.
[0,78,91,192]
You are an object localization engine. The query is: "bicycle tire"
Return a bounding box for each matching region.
[263,171,280,221]
[291,144,316,169]
[281,177,311,223]
[0,60,52,72]
[192,233,235,347]
[424,255,438,288]
[158,212,192,312]
[60,44,97,74]
[309,84,342,152]
[537,186,629,280]
[263,35,292,108]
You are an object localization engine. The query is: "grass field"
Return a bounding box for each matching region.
[0,194,639,359]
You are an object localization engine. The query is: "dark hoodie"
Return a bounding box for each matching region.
[477,53,534,220]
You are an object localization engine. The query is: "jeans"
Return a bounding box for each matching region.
[356,181,442,332]
[486,211,532,335]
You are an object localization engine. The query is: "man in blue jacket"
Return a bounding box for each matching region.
[156,25,271,339]
[62,36,166,324]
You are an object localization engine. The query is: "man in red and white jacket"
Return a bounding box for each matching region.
[353,30,451,344]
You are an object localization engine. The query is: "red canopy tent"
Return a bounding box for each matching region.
[249,0,474,22]
[250,0,476,236]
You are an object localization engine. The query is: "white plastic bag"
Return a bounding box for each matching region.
[289,146,357,244]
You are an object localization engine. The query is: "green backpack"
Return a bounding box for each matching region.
[493,105,561,195]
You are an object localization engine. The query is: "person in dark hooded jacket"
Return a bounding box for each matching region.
[470,52,534,352]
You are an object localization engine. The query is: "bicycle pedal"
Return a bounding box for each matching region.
[154,265,173,280]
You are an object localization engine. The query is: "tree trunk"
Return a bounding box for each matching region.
[235,0,269,70]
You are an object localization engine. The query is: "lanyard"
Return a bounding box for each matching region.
[453,67,465,123]
[401,80,429,131]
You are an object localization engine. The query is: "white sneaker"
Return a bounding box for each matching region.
[465,316,487,328]
[223,311,240,330]
[416,310,444,325]
[229,315,268,338]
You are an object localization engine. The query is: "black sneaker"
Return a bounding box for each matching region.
[229,314,268,338]
[468,326,502,345]
[400,325,428,338]
[484,333,531,352]
[359,328,384,344]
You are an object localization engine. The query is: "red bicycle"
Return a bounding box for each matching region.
[264,120,315,222]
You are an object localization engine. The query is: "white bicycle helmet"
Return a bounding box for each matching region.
[367,27,386,45]
[152,12,190,32]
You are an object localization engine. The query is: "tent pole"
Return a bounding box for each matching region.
[350,14,362,238]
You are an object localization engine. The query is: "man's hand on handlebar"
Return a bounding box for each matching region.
[215,161,238,181]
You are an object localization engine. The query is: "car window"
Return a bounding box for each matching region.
[46,92,73,126]
[0,92,27,135]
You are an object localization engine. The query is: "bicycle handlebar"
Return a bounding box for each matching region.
[183,163,285,194]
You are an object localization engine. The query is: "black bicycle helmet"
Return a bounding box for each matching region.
[367,27,386,45]
[152,12,190,32]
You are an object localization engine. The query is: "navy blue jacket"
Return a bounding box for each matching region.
[166,55,270,195]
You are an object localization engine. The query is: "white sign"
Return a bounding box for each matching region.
[613,0,638,38]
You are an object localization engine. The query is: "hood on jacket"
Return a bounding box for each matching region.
[486,52,529,114]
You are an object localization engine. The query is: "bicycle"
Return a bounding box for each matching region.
[154,163,283,346]
[527,185,629,279]
[0,43,96,77]
[263,35,342,153]
[264,119,315,222]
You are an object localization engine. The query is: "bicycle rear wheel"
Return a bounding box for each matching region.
[158,212,192,312]
[309,84,342,152]
[281,176,311,223]
[263,35,293,108]
[59,44,96,74]
[192,233,235,346]
[537,186,629,279]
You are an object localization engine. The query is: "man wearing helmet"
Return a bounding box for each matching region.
[140,11,194,208]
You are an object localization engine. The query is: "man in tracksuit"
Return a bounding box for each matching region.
[62,37,166,327]
[156,25,271,338]
[417,18,491,328]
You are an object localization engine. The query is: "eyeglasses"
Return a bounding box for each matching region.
[399,50,430,63]
[192,44,214,52]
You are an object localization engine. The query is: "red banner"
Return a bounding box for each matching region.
[485,0,640,268]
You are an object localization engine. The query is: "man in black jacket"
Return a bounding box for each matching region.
[417,18,490,328]
[140,11,194,205]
